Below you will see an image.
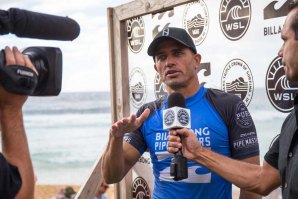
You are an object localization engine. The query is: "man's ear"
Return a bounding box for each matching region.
[194,53,201,70]
[195,53,201,65]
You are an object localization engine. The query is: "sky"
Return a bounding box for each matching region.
[1,0,132,92]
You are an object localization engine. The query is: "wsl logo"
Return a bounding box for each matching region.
[222,59,254,106]
[127,17,145,53]
[183,0,209,46]
[219,0,251,41]
[164,109,175,127]
[266,57,298,113]
[129,67,147,108]
[132,177,151,199]
[177,109,190,126]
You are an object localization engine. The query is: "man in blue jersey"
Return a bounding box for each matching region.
[102,27,260,198]
[0,46,36,198]
[168,1,298,199]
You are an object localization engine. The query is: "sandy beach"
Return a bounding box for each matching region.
[35,185,79,199]
[35,184,238,199]
[35,184,115,199]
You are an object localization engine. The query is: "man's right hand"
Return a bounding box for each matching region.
[110,108,150,138]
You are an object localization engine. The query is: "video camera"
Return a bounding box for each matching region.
[0,47,62,96]
[0,8,80,96]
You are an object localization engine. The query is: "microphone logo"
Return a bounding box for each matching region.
[177,109,190,126]
[163,107,191,129]
[164,109,175,127]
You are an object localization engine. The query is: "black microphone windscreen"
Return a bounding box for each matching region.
[167,92,186,108]
[9,8,80,41]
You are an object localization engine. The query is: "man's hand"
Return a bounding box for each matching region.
[110,108,150,138]
[0,46,37,110]
[102,108,150,183]
[167,128,202,161]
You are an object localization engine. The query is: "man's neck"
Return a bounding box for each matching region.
[167,82,201,98]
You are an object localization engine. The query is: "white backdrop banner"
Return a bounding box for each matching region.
[126,0,289,198]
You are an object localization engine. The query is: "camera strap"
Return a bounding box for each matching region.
[0,64,38,95]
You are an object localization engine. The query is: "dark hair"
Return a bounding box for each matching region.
[289,0,298,39]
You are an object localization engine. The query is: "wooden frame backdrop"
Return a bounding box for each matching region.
[75,1,194,198]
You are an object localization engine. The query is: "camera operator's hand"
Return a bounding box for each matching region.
[0,46,35,199]
[167,128,203,161]
[0,46,37,110]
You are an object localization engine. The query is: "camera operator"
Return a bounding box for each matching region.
[0,46,36,199]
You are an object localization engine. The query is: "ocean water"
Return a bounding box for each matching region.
[23,92,112,185]
[23,89,288,185]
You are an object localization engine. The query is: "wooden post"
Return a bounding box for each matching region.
[107,6,131,199]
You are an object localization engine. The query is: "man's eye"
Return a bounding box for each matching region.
[174,51,183,56]
[157,55,166,60]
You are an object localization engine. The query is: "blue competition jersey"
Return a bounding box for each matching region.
[124,86,259,199]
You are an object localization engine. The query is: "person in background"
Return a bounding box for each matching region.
[94,181,109,199]
[167,1,298,198]
[102,25,261,198]
[0,46,37,198]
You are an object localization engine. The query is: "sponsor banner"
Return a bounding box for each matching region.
[221,59,254,106]
[129,67,147,109]
[132,176,151,199]
[125,0,291,195]
[183,0,209,45]
[219,0,251,41]
[127,17,145,53]
[265,56,298,113]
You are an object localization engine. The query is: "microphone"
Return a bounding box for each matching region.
[163,92,190,181]
[0,8,80,41]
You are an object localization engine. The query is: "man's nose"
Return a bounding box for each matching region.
[165,55,175,67]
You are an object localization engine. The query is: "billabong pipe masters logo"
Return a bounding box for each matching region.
[263,1,290,37]
[219,0,251,41]
[266,56,298,113]
[129,67,147,108]
[222,59,254,106]
[127,17,145,53]
[264,0,290,20]
[183,0,209,46]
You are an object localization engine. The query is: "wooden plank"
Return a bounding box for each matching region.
[111,0,195,21]
[74,156,103,199]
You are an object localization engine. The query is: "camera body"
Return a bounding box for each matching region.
[0,47,62,96]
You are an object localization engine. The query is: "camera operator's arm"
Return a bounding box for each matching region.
[167,128,281,196]
[0,47,35,199]
[102,109,150,183]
